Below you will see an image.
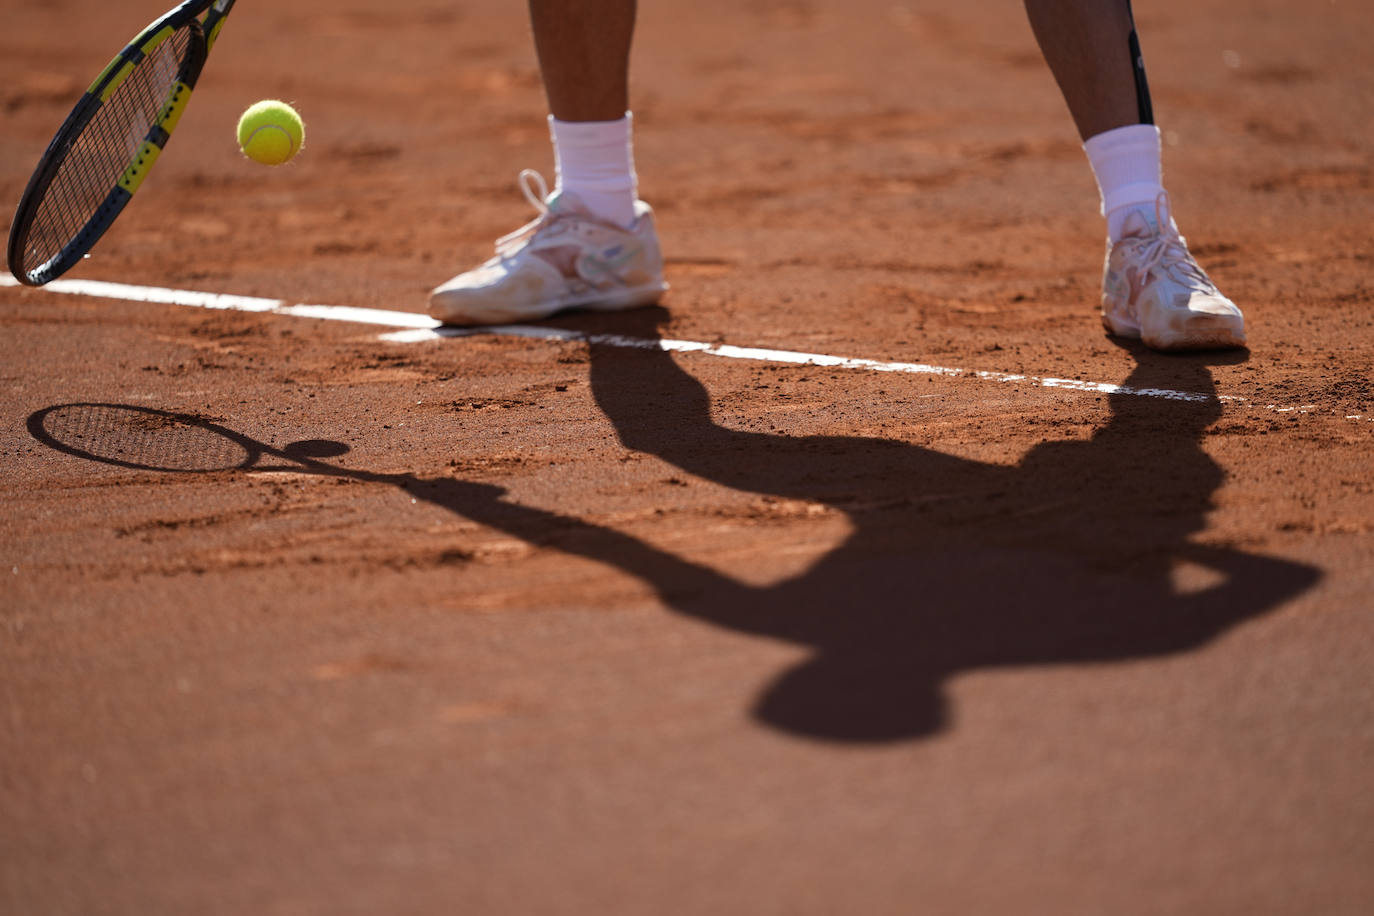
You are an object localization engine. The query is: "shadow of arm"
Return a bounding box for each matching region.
[400,475,745,604]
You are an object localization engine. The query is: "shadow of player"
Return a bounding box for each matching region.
[27,311,1319,743]
[573,307,1321,741]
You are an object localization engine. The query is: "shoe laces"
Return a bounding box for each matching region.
[1131,192,1215,292]
[494,169,554,257]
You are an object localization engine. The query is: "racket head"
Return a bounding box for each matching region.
[6,2,217,286]
[27,403,263,473]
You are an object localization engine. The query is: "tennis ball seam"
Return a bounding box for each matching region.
[242,123,298,158]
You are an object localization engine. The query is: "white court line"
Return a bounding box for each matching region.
[3,274,1366,419]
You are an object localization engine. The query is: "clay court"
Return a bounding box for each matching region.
[3,0,1372,913]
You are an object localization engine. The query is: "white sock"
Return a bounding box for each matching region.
[1083,124,1164,242]
[549,113,638,228]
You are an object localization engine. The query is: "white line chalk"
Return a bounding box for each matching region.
[3,274,1364,419]
[386,324,1223,403]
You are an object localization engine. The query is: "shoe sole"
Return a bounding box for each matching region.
[1101,298,1247,352]
[429,281,668,327]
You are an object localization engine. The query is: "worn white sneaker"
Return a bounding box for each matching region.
[1100,193,1246,351]
[429,170,668,326]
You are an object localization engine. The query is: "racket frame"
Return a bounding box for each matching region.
[7,0,236,286]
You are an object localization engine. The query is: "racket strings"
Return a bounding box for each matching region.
[21,26,195,275]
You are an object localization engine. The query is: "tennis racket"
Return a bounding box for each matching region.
[7,0,237,287]
[1125,0,1154,124]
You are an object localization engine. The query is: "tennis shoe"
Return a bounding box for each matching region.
[429,170,667,325]
[1100,193,1246,351]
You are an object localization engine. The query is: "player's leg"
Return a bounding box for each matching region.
[1025,0,1245,350]
[429,0,666,326]
[1025,0,1140,141]
[530,0,633,123]
[530,0,640,226]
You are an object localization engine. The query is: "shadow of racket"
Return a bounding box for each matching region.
[27,402,360,475]
[26,399,730,592]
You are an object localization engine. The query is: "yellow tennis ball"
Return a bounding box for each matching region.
[237,100,304,166]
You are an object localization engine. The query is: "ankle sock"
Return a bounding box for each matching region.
[549,113,638,228]
[1084,124,1164,243]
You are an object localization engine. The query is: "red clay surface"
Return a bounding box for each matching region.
[2,1,1372,913]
